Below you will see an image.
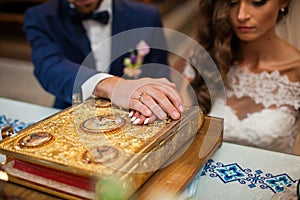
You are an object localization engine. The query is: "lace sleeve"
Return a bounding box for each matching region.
[227,67,300,110]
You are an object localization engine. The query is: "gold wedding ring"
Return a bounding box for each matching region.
[137,92,147,102]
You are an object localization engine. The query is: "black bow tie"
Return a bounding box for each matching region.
[81,11,109,25]
[71,10,109,24]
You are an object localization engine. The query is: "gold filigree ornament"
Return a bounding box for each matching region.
[15,132,55,150]
[79,115,126,134]
[0,98,206,200]
[94,98,112,108]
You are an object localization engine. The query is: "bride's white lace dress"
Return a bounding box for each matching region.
[210,66,300,153]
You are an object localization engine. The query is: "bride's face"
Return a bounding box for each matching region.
[228,0,288,42]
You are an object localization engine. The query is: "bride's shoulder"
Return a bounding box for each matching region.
[295,63,300,81]
[278,41,300,81]
[281,59,300,82]
[288,49,300,81]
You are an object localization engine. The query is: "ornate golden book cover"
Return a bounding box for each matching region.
[0,99,203,199]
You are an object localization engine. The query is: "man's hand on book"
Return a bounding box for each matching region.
[94,77,184,124]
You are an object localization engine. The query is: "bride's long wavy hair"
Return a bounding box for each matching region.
[191,0,290,114]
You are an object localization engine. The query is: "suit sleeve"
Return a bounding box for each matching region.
[23,9,99,106]
[142,8,170,79]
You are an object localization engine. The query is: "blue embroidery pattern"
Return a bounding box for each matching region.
[0,115,33,133]
[200,159,297,194]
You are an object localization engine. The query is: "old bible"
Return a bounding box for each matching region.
[0,98,204,199]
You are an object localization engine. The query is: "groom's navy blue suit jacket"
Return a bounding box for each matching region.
[24,0,169,109]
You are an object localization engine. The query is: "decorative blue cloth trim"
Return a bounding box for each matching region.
[0,115,33,134]
[201,159,297,193]
[185,159,298,198]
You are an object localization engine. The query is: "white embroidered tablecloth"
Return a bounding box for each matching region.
[181,142,300,200]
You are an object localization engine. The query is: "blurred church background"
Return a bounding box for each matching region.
[0,0,198,106]
[0,0,299,155]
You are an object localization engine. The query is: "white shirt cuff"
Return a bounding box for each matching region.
[81,73,113,101]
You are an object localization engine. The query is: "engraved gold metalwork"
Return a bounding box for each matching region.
[94,98,111,108]
[1,126,14,140]
[0,99,203,199]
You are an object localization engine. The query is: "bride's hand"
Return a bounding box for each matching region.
[128,110,156,125]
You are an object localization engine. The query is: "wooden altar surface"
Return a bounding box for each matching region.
[0,116,223,200]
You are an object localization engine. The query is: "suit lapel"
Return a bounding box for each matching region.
[110,0,129,75]
[63,0,95,68]
[112,0,128,35]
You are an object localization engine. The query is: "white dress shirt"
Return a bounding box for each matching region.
[81,0,114,100]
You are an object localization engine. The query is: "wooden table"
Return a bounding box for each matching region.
[134,116,223,199]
